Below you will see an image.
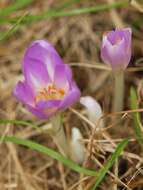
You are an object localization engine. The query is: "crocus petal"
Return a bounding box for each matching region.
[101,36,113,65]
[102,39,129,70]
[101,28,132,70]
[23,40,64,80]
[13,81,34,105]
[36,99,61,109]
[60,82,80,109]
[27,105,48,119]
[115,28,131,46]
[121,28,132,52]
[36,100,61,118]
[53,64,70,90]
[106,30,121,45]
[64,64,72,83]
[23,59,51,92]
[14,40,81,120]
[28,100,61,119]
[107,28,131,47]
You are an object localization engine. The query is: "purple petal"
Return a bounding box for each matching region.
[23,40,65,80]
[23,59,50,93]
[26,105,48,119]
[107,30,122,45]
[60,82,81,109]
[53,64,70,90]
[119,28,131,51]
[36,100,61,109]
[27,100,61,119]
[64,64,72,83]
[107,28,131,46]
[101,36,113,65]
[101,28,132,70]
[14,40,81,120]
[102,39,130,70]
[13,81,34,105]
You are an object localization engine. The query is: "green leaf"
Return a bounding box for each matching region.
[0,0,129,40]
[0,0,129,24]
[0,0,33,18]
[92,139,129,190]
[130,87,143,146]
[0,13,28,41]
[0,0,81,40]
[1,136,98,177]
[0,119,41,131]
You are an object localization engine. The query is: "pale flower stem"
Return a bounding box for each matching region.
[113,71,124,112]
[112,71,122,190]
[51,115,70,157]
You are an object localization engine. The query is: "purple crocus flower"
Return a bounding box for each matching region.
[14,40,80,119]
[101,28,132,70]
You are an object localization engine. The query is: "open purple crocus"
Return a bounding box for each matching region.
[101,28,132,70]
[14,40,80,119]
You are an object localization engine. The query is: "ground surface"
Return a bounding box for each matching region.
[0,0,143,190]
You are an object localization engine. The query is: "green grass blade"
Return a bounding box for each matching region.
[0,0,33,18]
[130,87,143,146]
[0,0,129,24]
[92,139,129,190]
[0,119,41,131]
[0,13,28,41]
[1,136,98,177]
[0,0,81,40]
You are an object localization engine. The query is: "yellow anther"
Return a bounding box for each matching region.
[35,84,65,104]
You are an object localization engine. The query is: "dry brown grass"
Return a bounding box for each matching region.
[0,0,143,189]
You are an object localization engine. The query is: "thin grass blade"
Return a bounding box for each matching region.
[1,136,98,177]
[0,0,33,18]
[130,87,143,146]
[0,13,28,41]
[0,119,41,131]
[0,0,129,24]
[92,139,129,190]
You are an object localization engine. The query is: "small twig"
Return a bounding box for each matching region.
[130,0,143,12]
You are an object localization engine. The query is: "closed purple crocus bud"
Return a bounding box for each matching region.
[101,28,132,70]
[13,40,80,119]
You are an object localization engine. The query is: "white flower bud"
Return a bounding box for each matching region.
[70,127,85,164]
[80,96,104,128]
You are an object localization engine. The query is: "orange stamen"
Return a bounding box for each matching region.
[35,84,65,104]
